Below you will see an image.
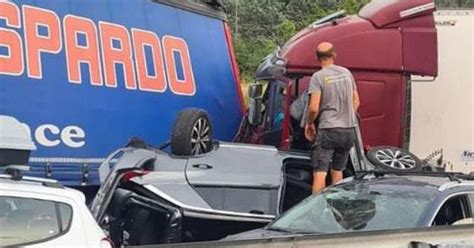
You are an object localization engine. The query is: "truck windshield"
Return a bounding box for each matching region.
[269,182,435,234]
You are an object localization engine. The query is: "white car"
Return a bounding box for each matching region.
[0,167,113,248]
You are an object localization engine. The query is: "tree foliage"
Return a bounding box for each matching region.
[221,0,473,83]
[436,0,474,8]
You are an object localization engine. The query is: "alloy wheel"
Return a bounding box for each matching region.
[374,149,417,170]
[191,118,211,155]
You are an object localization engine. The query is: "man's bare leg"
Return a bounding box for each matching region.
[312,171,327,193]
[330,169,343,185]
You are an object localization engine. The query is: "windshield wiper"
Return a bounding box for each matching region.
[311,10,346,27]
[266,226,316,235]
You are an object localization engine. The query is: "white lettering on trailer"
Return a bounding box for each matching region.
[35,124,61,147]
[61,126,85,148]
[35,124,85,148]
[0,3,197,96]
[400,2,435,18]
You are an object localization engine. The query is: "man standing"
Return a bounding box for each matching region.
[305,42,360,193]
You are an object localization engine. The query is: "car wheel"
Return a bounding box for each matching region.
[171,108,212,156]
[366,146,422,172]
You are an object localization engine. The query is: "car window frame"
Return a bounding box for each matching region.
[430,191,474,226]
[144,184,275,222]
[0,195,73,247]
[468,193,474,216]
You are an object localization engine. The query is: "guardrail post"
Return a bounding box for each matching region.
[81,163,89,186]
[45,163,52,178]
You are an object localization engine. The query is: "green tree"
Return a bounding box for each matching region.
[338,0,369,14]
[435,0,474,7]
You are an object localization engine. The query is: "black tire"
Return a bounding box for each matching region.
[366,146,423,172]
[171,108,213,156]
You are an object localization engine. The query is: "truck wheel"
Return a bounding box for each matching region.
[171,108,213,156]
[366,146,422,172]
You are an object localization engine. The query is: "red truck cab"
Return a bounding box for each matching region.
[236,0,438,152]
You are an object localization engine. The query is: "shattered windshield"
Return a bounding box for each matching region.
[269,182,435,234]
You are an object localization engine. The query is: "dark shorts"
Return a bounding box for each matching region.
[311,128,356,172]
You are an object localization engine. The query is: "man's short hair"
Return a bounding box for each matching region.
[316,47,334,61]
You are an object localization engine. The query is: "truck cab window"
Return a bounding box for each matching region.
[271,86,286,130]
[263,81,286,130]
[259,81,287,146]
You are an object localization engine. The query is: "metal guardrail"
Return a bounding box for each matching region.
[26,157,118,186]
[132,224,474,248]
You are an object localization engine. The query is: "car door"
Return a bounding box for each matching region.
[431,192,474,226]
[90,148,156,223]
[185,144,283,216]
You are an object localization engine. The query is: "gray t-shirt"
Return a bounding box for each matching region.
[308,64,357,129]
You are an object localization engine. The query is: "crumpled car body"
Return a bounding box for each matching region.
[90,141,348,245]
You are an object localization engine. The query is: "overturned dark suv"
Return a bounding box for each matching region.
[90,141,321,246]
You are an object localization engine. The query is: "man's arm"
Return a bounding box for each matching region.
[304,92,321,141]
[349,73,360,112]
[307,92,321,125]
[353,90,360,111]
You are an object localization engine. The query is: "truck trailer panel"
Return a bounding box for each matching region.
[411,10,474,172]
[0,0,243,185]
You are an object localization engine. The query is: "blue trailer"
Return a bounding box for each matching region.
[0,0,244,186]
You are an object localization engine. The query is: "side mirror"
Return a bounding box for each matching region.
[248,83,263,99]
[247,83,263,126]
[248,98,263,126]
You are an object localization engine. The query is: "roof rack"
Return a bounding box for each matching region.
[4,165,30,180]
[1,165,63,188]
[354,170,474,182]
